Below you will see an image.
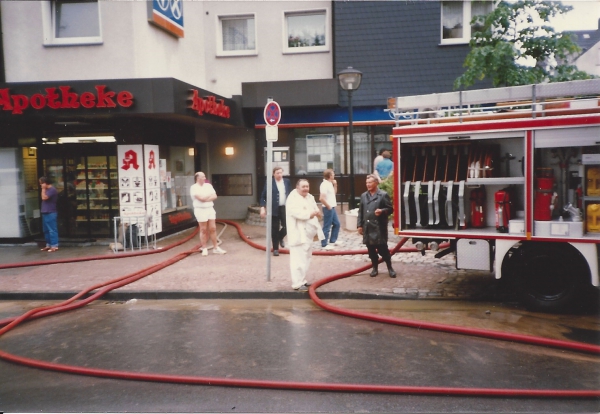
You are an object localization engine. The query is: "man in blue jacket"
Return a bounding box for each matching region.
[260,167,292,256]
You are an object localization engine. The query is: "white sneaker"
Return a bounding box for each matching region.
[201,248,208,256]
[323,244,335,251]
[331,241,343,246]
[213,247,227,254]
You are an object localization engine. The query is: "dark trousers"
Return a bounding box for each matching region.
[367,244,392,267]
[271,206,287,250]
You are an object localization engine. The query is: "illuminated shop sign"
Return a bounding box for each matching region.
[187,90,231,119]
[0,85,134,115]
[149,0,184,38]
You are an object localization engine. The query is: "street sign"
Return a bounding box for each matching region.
[265,125,278,142]
[264,101,281,126]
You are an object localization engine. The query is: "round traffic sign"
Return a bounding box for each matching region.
[264,101,281,126]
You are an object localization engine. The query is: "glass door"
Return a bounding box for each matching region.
[74,155,119,237]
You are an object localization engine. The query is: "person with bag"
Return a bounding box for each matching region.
[357,174,396,278]
[285,179,323,291]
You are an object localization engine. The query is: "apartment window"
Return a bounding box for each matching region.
[441,1,491,44]
[217,14,257,57]
[283,9,329,54]
[42,0,102,46]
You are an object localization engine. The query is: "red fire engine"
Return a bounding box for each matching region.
[387,79,600,312]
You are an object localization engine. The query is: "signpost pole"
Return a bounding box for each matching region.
[266,139,273,281]
[264,98,281,282]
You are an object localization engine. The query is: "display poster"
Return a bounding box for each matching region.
[263,146,290,176]
[144,145,162,235]
[118,145,145,218]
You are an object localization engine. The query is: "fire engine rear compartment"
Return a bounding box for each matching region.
[388,79,600,312]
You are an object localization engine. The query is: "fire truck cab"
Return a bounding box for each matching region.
[387,79,600,313]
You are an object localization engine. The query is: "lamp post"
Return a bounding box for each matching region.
[337,66,363,209]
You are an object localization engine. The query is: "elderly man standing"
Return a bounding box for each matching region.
[286,179,324,292]
[357,174,396,278]
[259,166,292,256]
[190,171,226,256]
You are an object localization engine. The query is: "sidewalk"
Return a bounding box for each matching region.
[0,220,511,302]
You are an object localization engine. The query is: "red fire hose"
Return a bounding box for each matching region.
[0,219,598,398]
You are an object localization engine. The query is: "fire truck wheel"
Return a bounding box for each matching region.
[505,242,589,313]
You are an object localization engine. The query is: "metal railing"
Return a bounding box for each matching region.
[112,215,157,252]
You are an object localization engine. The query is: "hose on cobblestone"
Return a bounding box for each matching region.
[0,219,598,398]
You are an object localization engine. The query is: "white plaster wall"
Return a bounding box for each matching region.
[203,1,333,98]
[576,41,600,77]
[208,127,256,219]
[1,1,207,87]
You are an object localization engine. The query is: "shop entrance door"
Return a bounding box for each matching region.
[42,145,118,239]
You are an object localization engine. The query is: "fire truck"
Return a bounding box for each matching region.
[387,79,600,313]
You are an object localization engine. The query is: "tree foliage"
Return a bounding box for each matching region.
[454,0,593,89]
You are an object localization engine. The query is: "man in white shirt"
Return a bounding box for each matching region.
[286,179,324,291]
[319,169,341,250]
[190,172,226,256]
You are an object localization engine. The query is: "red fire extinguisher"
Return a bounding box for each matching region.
[534,168,555,221]
[495,190,511,233]
[470,187,486,228]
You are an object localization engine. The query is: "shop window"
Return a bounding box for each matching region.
[441,1,491,45]
[217,14,257,56]
[283,9,329,54]
[42,0,102,46]
[158,146,195,213]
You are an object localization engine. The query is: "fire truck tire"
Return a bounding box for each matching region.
[505,242,589,313]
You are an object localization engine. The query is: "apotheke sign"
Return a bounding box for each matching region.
[0,85,134,115]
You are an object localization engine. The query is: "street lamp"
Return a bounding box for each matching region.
[337,66,363,209]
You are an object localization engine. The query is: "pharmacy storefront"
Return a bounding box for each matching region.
[0,78,243,242]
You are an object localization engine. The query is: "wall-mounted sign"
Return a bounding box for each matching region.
[0,86,134,115]
[187,90,231,118]
[148,0,184,38]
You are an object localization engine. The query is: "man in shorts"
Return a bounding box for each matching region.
[190,172,226,255]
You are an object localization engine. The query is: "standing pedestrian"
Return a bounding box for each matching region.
[357,174,396,278]
[286,179,324,291]
[190,171,226,256]
[375,150,393,180]
[39,176,59,252]
[319,169,341,250]
[260,166,292,256]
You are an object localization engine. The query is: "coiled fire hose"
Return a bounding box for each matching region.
[0,219,598,398]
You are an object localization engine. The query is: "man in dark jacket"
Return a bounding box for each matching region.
[357,174,396,278]
[260,166,292,256]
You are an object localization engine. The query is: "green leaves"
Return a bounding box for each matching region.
[455,0,593,88]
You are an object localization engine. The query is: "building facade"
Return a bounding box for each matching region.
[0,0,490,242]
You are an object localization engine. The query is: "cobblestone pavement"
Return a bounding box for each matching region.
[0,213,511,302]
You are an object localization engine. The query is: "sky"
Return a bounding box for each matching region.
[552,0,600,31]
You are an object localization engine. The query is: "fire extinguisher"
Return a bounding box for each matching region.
[534,168,556,221]
[495,190,511,233]
[470,186,486,228]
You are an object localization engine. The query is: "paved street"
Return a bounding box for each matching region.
[0,299,599,413]
[0,219,598,412]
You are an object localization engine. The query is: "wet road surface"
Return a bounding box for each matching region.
[0,298,598,413]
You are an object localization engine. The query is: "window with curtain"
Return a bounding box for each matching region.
[219,15,256,55]
[284,9,329,54]
[441,1,492,44]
